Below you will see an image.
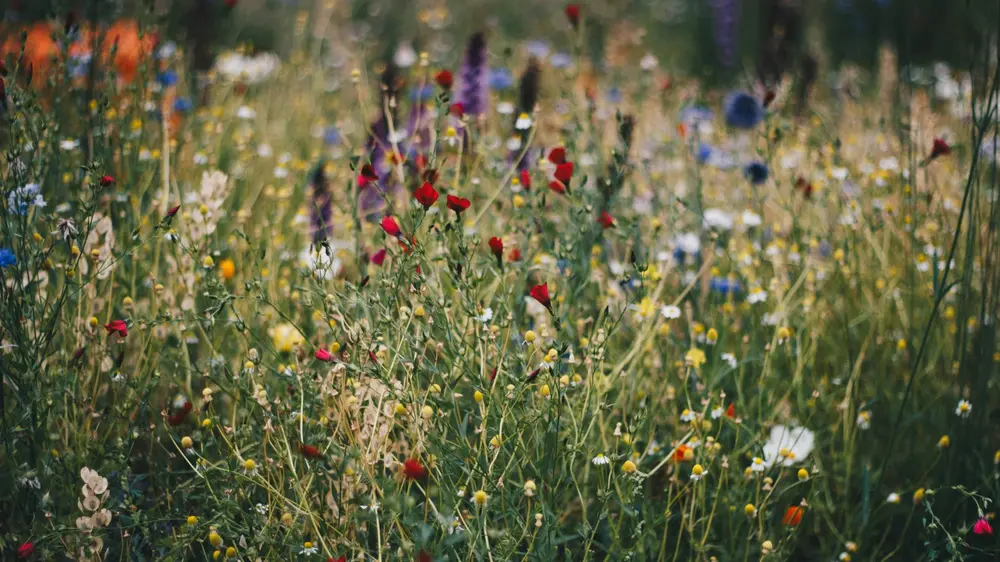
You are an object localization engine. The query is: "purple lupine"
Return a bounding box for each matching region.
[309,163,333,243]
[457,32,489,117]
[709,0,740,68]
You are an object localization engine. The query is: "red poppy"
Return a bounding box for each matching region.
[300,444,322,458]
[554,162,574,184]
[371,248,387,266]
[548,147,567,165]
[598,211,615,228]
[519,169,532,190]
[509,248,522,262]
[402,458,427,480]
[17,541,34,558]
[446,195,471,214]
[782,506,804,526]
[166,204,181,218]
[488,237,504,257]
[328,557,347,562]
[930,138,951,160]
[434,69,453,90]
[449,103,465,118]
[725,403,736,418]
[529,283,552,311]
[104,320,128,339]
[315,348,334,362]
[380,216,402,238]
[358,163,379,187]
[414,182,439,209]
[99,175,115,187]
[565,4,580,27]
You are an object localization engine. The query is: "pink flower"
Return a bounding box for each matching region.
[370,248,387,266]
[974,517,993,536]
[315,348,334,362]
[17,542,34,558]
[380,216,402,238]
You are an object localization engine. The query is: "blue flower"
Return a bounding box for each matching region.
[744,161,769,185]
[0,248,15,269]
[173,97,193,113]
[723,91,764,129]
[696,143,714,165]
[488,68,514,91]
[680,105,713,124]
[550,53,573,69]
[606,87,623,103]
[157,70,178,87]
[709,277,741,295]
[409,85,435,102]
[7,183,45,215]
[324,127,342,146]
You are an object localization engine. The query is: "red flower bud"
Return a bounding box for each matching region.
[565,4,581,27]
[300,444,322,458]
[166,204,181,218]
[598,211,615,229]
[17,542,34,558]
[380,216,402,238]
[99,175,115,187]
[548,147,567,165]
[434,69,453,90]
[370,248,387,266]
[488,236,504,257]
[519,169,532,190]
[402,458,427,480]
[358,163,379,187]
[315,348,334,362]
[529,283,552,312]
[930,138,951,160]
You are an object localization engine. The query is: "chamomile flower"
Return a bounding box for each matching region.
[661,305,681,320]
[300,541,319,555]
[690,464,706,481]
[680,409,696,422]
[721,353,738,368]
[955,399,972,418]
[886,492,901,504]
[856,411,871,430]
[592,453,610,466]
[515,113,533,130]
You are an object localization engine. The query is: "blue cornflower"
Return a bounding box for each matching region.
[157,70,178,87]
[7,183,45,215]
[549,53,573,69]
[606,87,623,103]
[173,97,193,113]
[709,277,741,295]
[409,85,435,102]
[744,161,769,185]
[696,143,714,165]
[324,127,342,146]
[723,91,764,129]
[0,248,15,269]
[488,68,514,91]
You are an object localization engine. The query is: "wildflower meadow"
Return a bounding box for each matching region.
[2,0,1000,560]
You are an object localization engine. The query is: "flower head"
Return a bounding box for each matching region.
[955,399,972,418]
[744,161,769,185]
[104,320,128,339]
[403,458,427,480]
[446,195,471,214]
[380,216,402,238]
[782,506,804,526]
[435,69,453,90]
[529,283,552,312]
[565,4,581,27]
[974,517,993,536]
[414,182,439,209]
[723,91,764,129]
[0,248,15,269]
[762,425,815,468]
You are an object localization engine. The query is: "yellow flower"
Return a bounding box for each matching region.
[474,390,484,403]
[621,460,637,474]
[271,323,305,353]
[202,255,215,268]
[181,436,193,449]
[524,330,537,343]
[473,489,488,507]
[414,305,426,317]
[913,488,926,504]
[219,259,236,280]
[281,512,293,526]
[635,297,656,319]
[244,459,257,472]
[744,503,757,517]
[187,515,198,525]
[226,546,237,558]
[937,435,950,448]
[539,384,551,398]
[685,348,707,369]
[208,531,223,547]
[797,468,809,481]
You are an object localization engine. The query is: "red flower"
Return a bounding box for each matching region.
[930,138,951,160]
[417,551,432,562]
[328,557,347,562]
[548,181,566,194]
[402,458,427,480]
[380,216,402,238]
[413,182,439,209]
[598,211,615,229]
[548,147,567,165]
[446,195,471,214]
[17,541,34,558]
[434,69,453,90]
[673,444,692,463]
[725,403,736,418]
[565,4,580,27]
[167,400,192,426]
[300,443,322,458]
[529,283,552,311]
[371,248,387,266]
[554,162,574,184]
[509,248,522,262]
[488,237,504,257]
[99,175,115,187]
[315,348,334,362]
[104,320,128,339]
[782,506,804,527]
[166,204,181,218]
[449,103,465,118]
[358,163,379,187]
[974,517,993,535]
[519,169,532,190]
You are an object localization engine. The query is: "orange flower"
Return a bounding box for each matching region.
[23,23,59,86]
[219,258,236,280]
[102,20,157,84]
[673,444,692,463]
[782,506,804,526]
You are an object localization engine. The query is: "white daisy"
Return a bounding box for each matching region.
[661,305,681,319]
[955,399,972,418]
[515,113,533,130]
[592,453,610,466]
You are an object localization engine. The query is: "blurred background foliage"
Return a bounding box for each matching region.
[2,0,999,83]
